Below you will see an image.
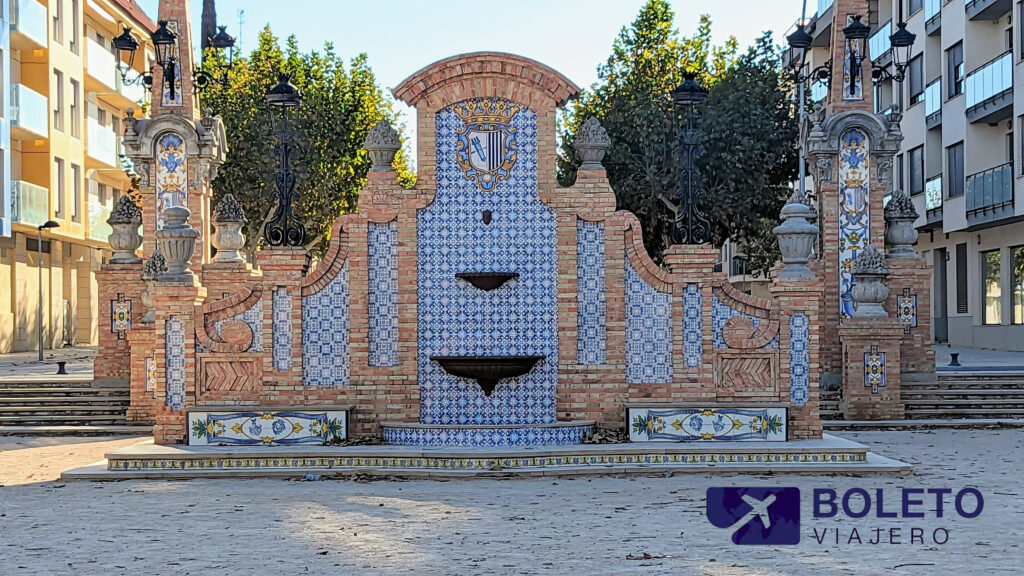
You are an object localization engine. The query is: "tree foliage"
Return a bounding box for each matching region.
[198,26,415,258]
[559,0,798,274]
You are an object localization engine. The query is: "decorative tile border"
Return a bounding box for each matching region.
[110,293,131,340]
[628,406,787,442]
[789,313,809,407]
[897,288,917,334]
[189,410,349,446]
[155,131,187,230]
[838,128,870,320]
[368,220,399,366]
[165,316,185,411]
[272,287,292,372]
[302,261,350,386]
[865,345,885,393]
[145,356,156,397]
[625,257,673,383]
[382,424,593,448]
[683,283,702,369]
[576,219,606,365]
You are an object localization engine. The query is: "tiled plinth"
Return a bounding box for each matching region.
[380,421,594,447]
[60,434,912,480]
[627,404,788,442]
[187,405,352,446]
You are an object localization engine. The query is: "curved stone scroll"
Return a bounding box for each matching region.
[196,283,264,353]
[713,281,780,350]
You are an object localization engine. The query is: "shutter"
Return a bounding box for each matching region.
[956,243,968,314]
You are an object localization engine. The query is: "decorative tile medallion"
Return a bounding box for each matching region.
[576,219,606,365]
[110,293,131,340]
[864,345,885,393]
[452,98,520,191]
[155,131,187,230]
[145,356,156,395]
[189,410,348,446]
[897,288,918,334]
[381,424,593,448]
[165,316,186,411]
[368,220,399,366]
[838,128,870,320]
[272,287,292,372]
[628,407,787,442]
[160,21,183,107]
[418,101,557,426]
[683,283,703,369]
[625,257,673,384]
[712,296,779,350]
[789,313,809,407]
[302,261,350,386]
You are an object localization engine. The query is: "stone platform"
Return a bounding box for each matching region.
[60,434,910,480]
[380,420,594,447]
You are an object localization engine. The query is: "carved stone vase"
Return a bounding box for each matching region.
[573,117,612,170]
[106,196,143,264]
[883,189,919,259]
[211,194,247,264]
[851,245,890,318]
[156,206,200,282]
[772,192,819,280]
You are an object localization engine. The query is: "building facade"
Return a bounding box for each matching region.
[1,0,154,352]
[795,0,1024,350]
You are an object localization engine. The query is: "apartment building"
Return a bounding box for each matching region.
[795,0,1024,351]
[0,0,154,352]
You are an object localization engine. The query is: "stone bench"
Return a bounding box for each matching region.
[626,402,788,442]
[187,405,354,446]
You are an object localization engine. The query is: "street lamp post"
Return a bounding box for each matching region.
[36,220,60,362]
[668,73,712,245]
[263,74,305,248]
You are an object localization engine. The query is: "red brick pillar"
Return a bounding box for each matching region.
[152,282,207,444]
[839,319,904,420]
[94,263,145,384]
[885,258,934,375]
[258,246,309,405]
[773,277,825,440]
[663,243,719,400]
[125,325,156,425]
[202,261,257,299]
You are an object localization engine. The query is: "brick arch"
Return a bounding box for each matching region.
[393,52,581,110]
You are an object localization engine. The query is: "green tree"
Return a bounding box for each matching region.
[559,1,797,274]
[199,26,414,258]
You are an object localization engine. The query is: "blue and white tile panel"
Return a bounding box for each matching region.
[683,283,702,369]
[838,129,870,320]
[381,424,593,448]
[625,257,673,384]
[165,316,186,411]
[189,410,349,446]
[628,406,787,442]
[789,313,809,407]
[418,100,557,426]
[712,296,779,350]
[272,287,293,371]
[576,219,606,365]
[368,220,399,366]
[302,261,350,386]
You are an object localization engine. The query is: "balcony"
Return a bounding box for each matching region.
[925,79,942,129]
[87,199,113,242]
[966,0,1011,21]
[923,175,943,229]
[811,81,828,103]
[10,83,49,139]
[86,37,117,91]
[9,0,48,50]
[87,117,118,167]
[925,0,941,35]
[116,72,149,105]
[868,21,892,66]
[965,51,1013,124]
[966,162,1014,228]
[810,0,834,47]
[11,181,49,226]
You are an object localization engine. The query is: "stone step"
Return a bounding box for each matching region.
[905,408,1024,418]
[0,405,128,413]
[0,396,130,405]
[902,388,1024,396]
[904,399,1024,406]
[0,387,129,397]
[0,424,152,436]
[0,414,127,424]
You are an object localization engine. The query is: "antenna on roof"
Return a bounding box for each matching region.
[237,9,245,52]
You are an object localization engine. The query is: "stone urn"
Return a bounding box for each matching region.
[772,190,819,280]
[363,120,401,171]
[106,196,143,264]
[155,206,200,282]
[139,248,167,324]
[851,244,890,318]
[884,189,919,259]
[211,194,246,264]
[573,117,612,170]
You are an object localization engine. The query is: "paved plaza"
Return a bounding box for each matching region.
[0,428,1020,575]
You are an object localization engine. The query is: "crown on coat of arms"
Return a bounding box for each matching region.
[452,98,520,125]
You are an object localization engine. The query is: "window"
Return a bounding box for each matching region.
[53,70,64,132]
[947,43,964,98]
[1013,246,1024,324]
[909,145,924,196]
[1008,131,1015,164]
[53,0,63,44]
[956,243,968,314]
[70,79,80,138]
[947,142,964,197]
[897,154,905,193]
[71,164,81,223]
[982,249,1002,325]
[909,0,923,15]
[54,158,65,219]
[70,0,80,55]
[909,55,924,105]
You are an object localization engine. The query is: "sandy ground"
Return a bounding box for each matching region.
[0,436,147,486]
[0,429,1022,575]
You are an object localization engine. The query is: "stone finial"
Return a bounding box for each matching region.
[141,247,168,281]
[200,108,217,131]
[108,195,142,224]
[106,196,143,264]
[772,189,819,280]
[124,108,138,137]
[851,244,890,318]
[883,189,918,220]
[155,206,200,282]
[573,117,612,170]
[884,189,919,259]
[852,244,889,276]
[364,120,401,172]
[212,193,245,222]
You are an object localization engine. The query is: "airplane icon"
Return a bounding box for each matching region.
[731,493,777,532]
[706,487,800,545]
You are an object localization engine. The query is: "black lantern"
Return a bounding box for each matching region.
[841,15,870,96]
[786,15,833,92]
[263,74,305,248]
[194,26,237,91]
[151,20,178,67]
[872,19,916,84]
[113,27,139,69]
[209,25,235,52]
[668,73,712,246]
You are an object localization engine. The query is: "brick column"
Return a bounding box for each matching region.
[663,243,719,401]
[125,325,156,425]
[839,319,904,420]
[772,276,825,440]
[258,246,309,406]
[152,281,207,444]
[202,261,257,299]
[94,263,145,384]
[885,258,934,375]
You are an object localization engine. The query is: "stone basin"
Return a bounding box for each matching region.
[454,272,519,291]
[430,355,545,396]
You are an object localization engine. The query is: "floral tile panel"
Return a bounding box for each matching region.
[628,406,786,442]
[189,410,349,446]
